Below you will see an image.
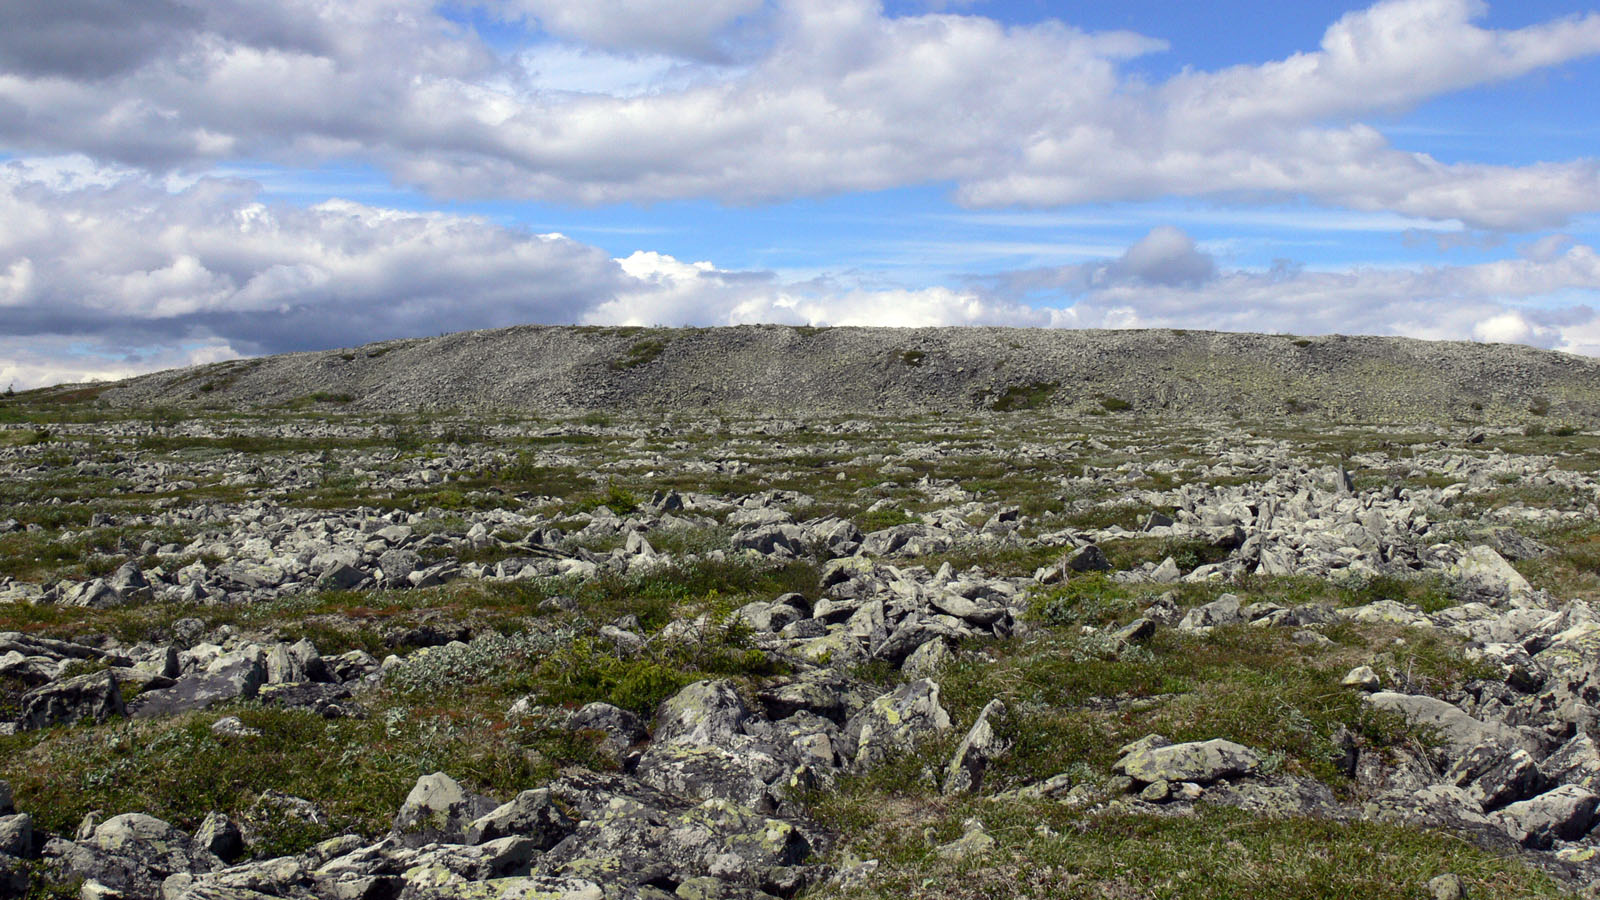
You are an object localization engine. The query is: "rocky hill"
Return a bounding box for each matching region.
[93,325,1600,422]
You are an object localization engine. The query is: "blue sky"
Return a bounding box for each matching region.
[1,0,1599,387]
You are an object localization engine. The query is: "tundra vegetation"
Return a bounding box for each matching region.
[1,367,1600,899]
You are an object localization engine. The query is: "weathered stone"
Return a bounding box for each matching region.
[129,653,266,719]
[1446,746,1547,811]
[845,679,952,769]
[1342,666,1381,690]
[1064,545,1111,573]
[194,812,244,864]
[567,702,647,758]
[19,670,125,730]
[0,815,30,858]
[1492,784,1600,848]
[943,700,1007,795]
[465,789,573,849]
[1114,739,1261,785]
[1176,595,1243,632]
[933,818,995,862]
[391,773,495,848]
[1362,693,1529,757]
[1427,873,1465,900]
[652,681,749,749]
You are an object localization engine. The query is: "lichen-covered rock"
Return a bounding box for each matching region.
[652,681,749,749]
[659,799,813,893]
[1114,738,1260,785]
[1493,785,1600,849]
[844,679,952,770]
[391,773,495,848]
[1446,746,1547,812]
[634,743,782,814]
[46,814,221,900]
[129,653,266,719]
[1363,692,1530,757]
[19,670,125,730]
[942,700,1007,795]
[466,790,573,849]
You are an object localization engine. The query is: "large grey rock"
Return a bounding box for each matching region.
[657,798,814,891]
[651,680,749,749]
[60,579,125,609]
[377,549,421,586]
[1543,733,1600,793]
[1176,595,1243,632]
[1362,692,1529,757]
[194,812,243,864]
[465,789,573,849]
[845,679,952,769]
[391,773,495,848]
[47,814,221,900]
[1114,738,1261,785]
[943,699,1008,795]
[634,742,783,814]
[566,702,647,758]
[1445,745,1547,811]
[19,670,125,730]
[1492,784,1600,848]
[1064,545,1111,573]
[0,814,29,858]
[128,653,266,719]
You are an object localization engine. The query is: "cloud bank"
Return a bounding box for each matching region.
[0,0,1597,227]
[4,162,1599,390]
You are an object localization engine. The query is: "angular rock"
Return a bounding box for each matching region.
[19,670,125,730]
[465,789,573,849]
[1362,693,1530,757]
[1114,738,1261,785]
[943,700,1008,795]
[1064,545,1111,573]
[1176,595,1243,632]
[845,679,952,769]
[1446,746,1547,811]
[391,773,495,848]
[1492,784,1600,848]
[129,653,266,719]
[566,702,647,758]
[652,680,749,749]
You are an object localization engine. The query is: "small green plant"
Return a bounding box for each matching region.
[1099,396,1132,412]
[991,381,1058,412]
[610,337,670,370]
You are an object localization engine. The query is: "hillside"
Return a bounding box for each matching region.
[90,325,1600,423]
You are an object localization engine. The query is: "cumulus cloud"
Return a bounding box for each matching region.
[4,167,1600,390]
[0,0,1595,227]
[504,0,766,60]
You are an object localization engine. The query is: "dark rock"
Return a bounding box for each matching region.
[128,654,265,719]
[567,702,647,758]
[1064,545,1111,573]
[194,812,243,864]
[1493,784,1600,848]
[20,670,125,730]
[943,699,1007,795]
[465,789,573,848]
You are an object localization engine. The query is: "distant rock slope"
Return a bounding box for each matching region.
[94,325,1600,421]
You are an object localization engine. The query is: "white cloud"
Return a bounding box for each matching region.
[0,1,1595,227]
[504,0,766,60]
[3,166,1600,389]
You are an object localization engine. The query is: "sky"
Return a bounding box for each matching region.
[2,0,1600,388]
